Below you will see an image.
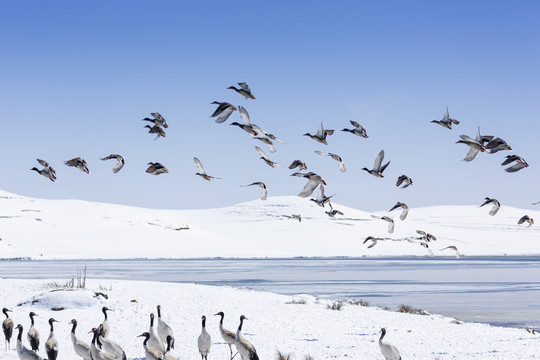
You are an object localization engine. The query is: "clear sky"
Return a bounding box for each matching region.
[1,1,539,211]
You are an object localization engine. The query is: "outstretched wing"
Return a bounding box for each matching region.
[193,157,206,174]
[238,106,251,125]
[299,179,320,198]
[255,146,269,160]
[373,150,384,171]
[37,159,50,168]
[216,106,236,123]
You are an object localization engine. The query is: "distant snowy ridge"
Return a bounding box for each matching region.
[0,189,539,259]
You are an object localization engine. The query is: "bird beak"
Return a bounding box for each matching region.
[137,333,145,338]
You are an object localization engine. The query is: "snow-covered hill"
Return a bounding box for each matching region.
[1,190,539,259]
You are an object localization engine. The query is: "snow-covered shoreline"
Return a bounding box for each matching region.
[1,190,539,260]
[0,278,539,359]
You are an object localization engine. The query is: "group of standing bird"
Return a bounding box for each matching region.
[2,306,260,360]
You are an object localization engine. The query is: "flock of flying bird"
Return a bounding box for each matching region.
[19,82,539,360]
[29,83,535,260]
[2,306,260,360]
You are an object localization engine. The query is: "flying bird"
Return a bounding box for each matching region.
[65,157,90,174]
[456,127,486,162]
[371,215,395,233]
[315,151,346,172]
[241,182,267,200]
[363,236,380,249]
[289,214,302,222]
[146,162,169,175]
[501,155,529,173]
[144,124,166,140]
[210,102,237,123]
[388,202,409,220]
[341,120,368,138]
[362,150,390,178]
[396,175,413,188]
[303,123,334,145]
[253,136,276,153]
[31,159,57,182]
[326,209,344,218]
[288,160,307,170]
[228,82,256,100]
[100,154,125,173]
[142,112,168,128]
[310,185,334,208]
[479,197,500,216]
[194,157,221,181]
[230,106,258,136]
[431,107,459,129]
[484,137,512,154]
[416,230,436,242]
[518,215,534,227]
[255,146,282,168]
[440,246,461,259]
[291,172,326,198]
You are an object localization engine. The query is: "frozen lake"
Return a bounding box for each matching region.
[1,256,539,328]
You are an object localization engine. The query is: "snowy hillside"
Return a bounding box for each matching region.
[0,278,538,360]
[0,190,539,259]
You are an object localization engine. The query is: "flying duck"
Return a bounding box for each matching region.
[288,160,307,170]
[456,127,486,162]
[228,82,256,100]
[230,106,258,136]
[518,215,534,227]
[100,154,125,173]
[341,120,368,138]
[315,151,346,172]
[362,150,390,178]
[146,162,169,175]
[211,102,237,123]
[143,112,168,128]
[255,146,281,168]
[479,197,500,216]
[65,157,90,174]
[310,185,334,208]
[303,123,334,145]
[501,155,529,173]
[144,124,166,140]
[388,202,409,220]
[431,107,459,129]
[440,246,461,259]
[241,182,268,200]
[363,236,381,249]
[371,215,395,233]
[484,137,512,154]
[395,175,413,188]
[253,136,276,153]
[31,159,57,182]
[194,157,221,181]
[326,209,344,218]
[416,230,436,242]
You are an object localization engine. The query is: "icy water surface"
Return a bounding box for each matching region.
[0,256,539,328]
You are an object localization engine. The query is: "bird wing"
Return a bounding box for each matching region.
[298,179,320,198]
[416,230,426,235]
[315,151,329,156]
[255,146,269,160]
[463,146,480,162]
[388,203,401,212]
[370,214,381,219]
[238,106,251,125]
[518,216,528,224]
[442,107,450,122]
[380,161,390,174]
[489,202,500,216]
[388,221,395,234]
[400,208,409,220]
[315,123,324,137]
[64,157,81,167]
[260,186,268,200]
[505,162,526,173]
[337,160,346,172]
[215,106,236,123]
[151,112,164,121]
[475,127,482,143]
[238,82,251,92]
[316,184,326,201]
[350,120,361,128]
[501,155,517,166]
[396,176,405,187]
[193,157,206,174]
[37,159,49,168]
[289,160,300,169]
[373,150,384,171]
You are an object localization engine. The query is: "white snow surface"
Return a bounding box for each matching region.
[0,190,539,259]
[0,278,538,360]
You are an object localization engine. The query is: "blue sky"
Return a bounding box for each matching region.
[1,1,539,211]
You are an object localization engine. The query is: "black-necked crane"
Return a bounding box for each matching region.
[214,312,237,359]
[378,328,402,360]
[69,319,92,360]
[99,307,113,339]
[235,315,259,360]
[15,324,44,360]
[197,315,211,360]
[97,324,126,360]
[148,313,165,354]
[89,328,115,360]
[137,332,164,360]
[27,312,39,352]
[45,318,59,360]
[157,305,175,350]
[2,308,13,350]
